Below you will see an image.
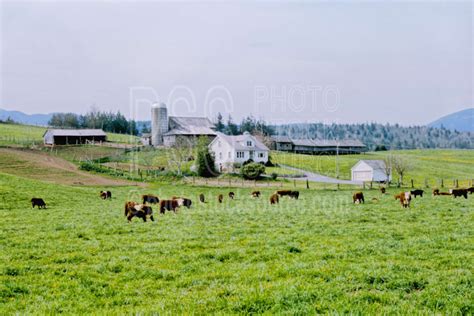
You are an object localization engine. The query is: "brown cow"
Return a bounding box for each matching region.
[432,188,440,196]
[199,194,205,203]
[218,194,223,203]
[125,203,154,222]
[352,192,364,204]
[228,192,235,199]
[270,193,279,204]
[277,190,292,197]
[172,196,193,208]
[290,191,299,199]
[380,187,386,194]
[450,189,468,199]
[142,194,159,204]
[410,189,424,198]
[251,191,261,198]
[100,191,112,200]
[31,198,46,209]
[159,199,184,214]
[398,192,411,208]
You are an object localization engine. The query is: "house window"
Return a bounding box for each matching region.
[258,152,265,158]
[219,152,222,159]
[247,141,252,146]
[236,151,244,158]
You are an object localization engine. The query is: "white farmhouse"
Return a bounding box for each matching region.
[351,160,391,182]
[209,132,270,172]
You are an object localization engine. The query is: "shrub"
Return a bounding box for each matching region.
[241,162,265,180]
[196,137,217,177]
[270,172,278,180]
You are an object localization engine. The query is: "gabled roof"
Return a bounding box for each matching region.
[213,132,269,151]
[352,160,387,171]
[44,129,106,137]
[164,116,217,136]
[271,135,292,143]
[292,139,315,147]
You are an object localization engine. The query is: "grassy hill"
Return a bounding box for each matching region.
[0,171,472,314]
[272,150,474,187]
[0,122,140,146]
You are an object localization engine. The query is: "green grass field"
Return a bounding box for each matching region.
[272,150,474,186]
[0,170,473,314]
[0,123,139,146]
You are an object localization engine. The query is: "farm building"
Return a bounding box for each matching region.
[351,160,391,182]
[209,132,270,172]
[270,136,367,154]
[43,129,107,145]
[151,102,216,147]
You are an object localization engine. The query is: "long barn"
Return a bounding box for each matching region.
[43,129,107,145]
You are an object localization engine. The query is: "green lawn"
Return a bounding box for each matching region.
[0,123,139,146]
[0,171,472,314]
[272,150,474,187]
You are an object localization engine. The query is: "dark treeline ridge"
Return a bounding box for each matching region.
[48,111,138,135]
[212,113,473,150]
[271,122,473,150]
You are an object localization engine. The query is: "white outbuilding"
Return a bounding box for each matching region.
[209,132,270,172]
[351,160,391,182]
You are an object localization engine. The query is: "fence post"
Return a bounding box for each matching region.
[306,179,309,189]
[441,179,444,188]
[411,179,414,188]
[370,181,373,189]
[455,179,459,188]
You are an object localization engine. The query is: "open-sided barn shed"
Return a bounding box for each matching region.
[43,129,107,145]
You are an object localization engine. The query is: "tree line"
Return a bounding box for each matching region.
[48,111,138,135]
[212,114,473,150]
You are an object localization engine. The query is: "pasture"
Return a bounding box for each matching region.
[0,171,473,314]
[272,149,474,186]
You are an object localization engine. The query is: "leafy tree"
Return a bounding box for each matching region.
[226,115,239,135]
[196,136,217,177]
[241,162,265,180]
[215,112,225,133]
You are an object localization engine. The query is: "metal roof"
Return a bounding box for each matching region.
[215,132,269,151]
[164,116,217,136]
[271,135,292,143]
[358,160,387,170]
[44,129,107,137]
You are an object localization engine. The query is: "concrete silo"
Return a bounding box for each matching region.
[151,102,168,146]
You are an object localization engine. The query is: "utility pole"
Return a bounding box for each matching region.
[335,139,339,179]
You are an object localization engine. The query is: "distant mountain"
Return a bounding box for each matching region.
[428,108,473,132]
[0,108,54,126]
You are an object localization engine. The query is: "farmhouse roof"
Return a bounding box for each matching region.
[215,132,269,151]
[44,129,106,137]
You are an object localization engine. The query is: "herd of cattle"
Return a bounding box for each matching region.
[352,186,473,208]
[29,186,472,222]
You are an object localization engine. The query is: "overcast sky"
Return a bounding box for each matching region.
[1,1,472,125]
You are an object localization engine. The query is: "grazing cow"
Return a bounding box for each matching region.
[467,187,474,194]
[251,191,261,198]
[410,189,424,198]
[276,190,292,197]
[172,196,192,208]
[218,194,224,203]
[394,193,403,200]
[100,190,112,200]
[228,192,235,199]
[125,203,154,222]
[159,199,184,214]
[199,194,205,203]
[352,192,364,204]
[438,192,452,196]
[31,198,46,209]
[290,191,299,199]
[432,189,440,196]
[270,193,279,204]
[142,194,159,204]
[450,189,468,199]
[380,187,386,194]
[399,192,411,208]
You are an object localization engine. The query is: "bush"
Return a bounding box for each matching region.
[196,137,217,177]
[270,172,278,180]
[241,162,265,180]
